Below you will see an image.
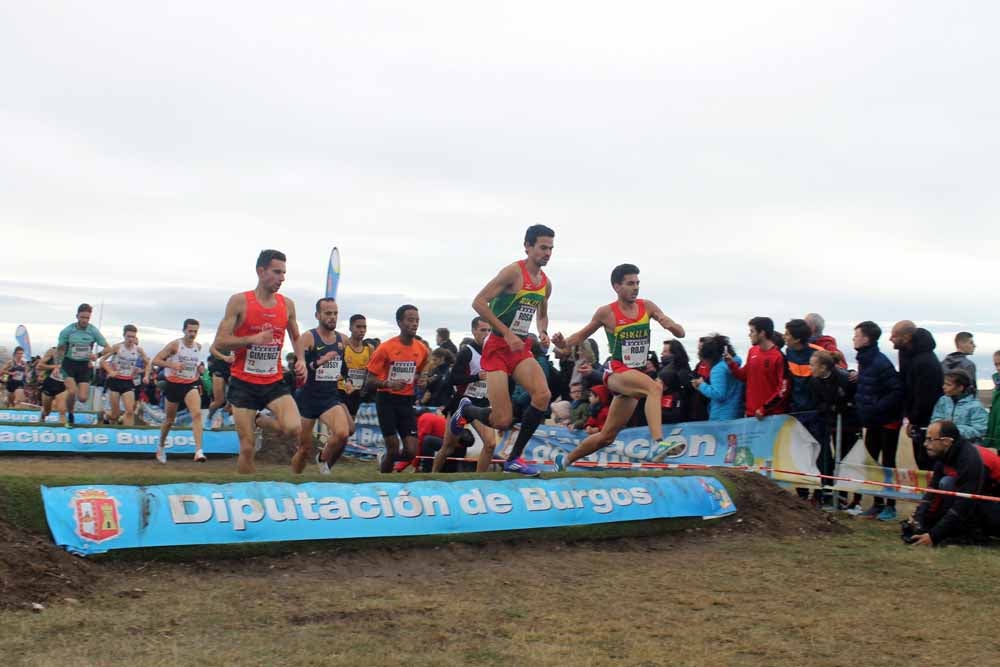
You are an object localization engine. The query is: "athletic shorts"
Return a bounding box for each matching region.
[106,377,135,395]
[295,388,342,420]
[227,376,291,412]
[342,390,362,417]
[41,377,66,397]
[208,358,231,380]
[375,392,418,440]
[163,380,199,405]
[61,359,92,384]
[5,380,24,394]
[443,393,489,418]
[480,333,534,376]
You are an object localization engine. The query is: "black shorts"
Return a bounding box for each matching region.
[41,377,66,397]
[5,380,24,394]
[164,380,199,405]
[443,393,489,418]
[61,359,92,384]
[106,377,135,395]
[208,358,231,380]
[375,392,418,440]
[342,390,362,417]
[295,388,342,420]
[227,376,291,412]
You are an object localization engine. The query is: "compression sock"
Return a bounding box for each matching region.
[507,404,545,462]
[462,404,492,426]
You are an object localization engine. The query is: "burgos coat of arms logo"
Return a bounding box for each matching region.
[71,489,122,543]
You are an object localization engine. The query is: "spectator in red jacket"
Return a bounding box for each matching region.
[805,312,847,368]
[725,316,788,419]
[585,384,611,433]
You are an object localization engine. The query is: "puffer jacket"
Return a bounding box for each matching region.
[931,393,989,442]
[854,344,903,427]
[696,357,745,421]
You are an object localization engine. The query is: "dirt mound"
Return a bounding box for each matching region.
[0,515,95,611]
[253,431,300,465]
[716,469,848,536]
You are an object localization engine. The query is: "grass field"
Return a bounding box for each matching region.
[1,455,999,667]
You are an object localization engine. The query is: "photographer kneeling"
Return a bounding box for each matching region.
[904,420,1000,546]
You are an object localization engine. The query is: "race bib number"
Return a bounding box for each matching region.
[177,362,198,381]
[51,367,64,382]
[347,368,368,387]
[11,370,24,382]
[510,304,536,337]
[388,361,416,385]
[115,360,134,378]
[315,358,343,382]
[245,344,280,376]
[70,343,92,360]
[621,339,649,368]
[464,380,487,399]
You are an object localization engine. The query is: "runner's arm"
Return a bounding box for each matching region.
[208,343,234,363]
[213,294,268,350]
[149,341,180,371]
[449,346,477,386]
[36,351,57,372]
[644,300,685,338]
[98,343,119,375]
[471,263,519,338]
[555,306,607,350]
[284,297,306,379]
[535,281,552,347]
[293,329,314,369]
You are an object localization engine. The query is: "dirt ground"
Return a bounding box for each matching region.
[1,458,997,666]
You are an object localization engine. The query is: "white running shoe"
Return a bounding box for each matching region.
[193,449,207,463]
[253,427,263,452]
[316,452,331,475]
[155,448,167,464]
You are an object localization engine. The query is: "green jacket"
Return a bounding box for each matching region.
[988,372,1000,450]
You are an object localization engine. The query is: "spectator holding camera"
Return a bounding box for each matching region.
[929,370,988,443]
[907,420,1000,546]
[691,334,744,421]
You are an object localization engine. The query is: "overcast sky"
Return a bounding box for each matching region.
[2,2,998,385]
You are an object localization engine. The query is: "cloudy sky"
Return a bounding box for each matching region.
[2,2,997,385]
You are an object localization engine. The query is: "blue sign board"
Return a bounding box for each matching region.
[42,476,737,555]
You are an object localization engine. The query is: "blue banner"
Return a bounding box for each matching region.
[0,408,99,425]
[0,424,239,455]
[42,476,737,555]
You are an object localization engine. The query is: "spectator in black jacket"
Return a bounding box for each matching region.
[850,321,905,518]
[658,340,695,424]
[809,350,859,509]
[891,321,943,470]
[435,328,458,356]
[908,420,1000,546]
[421,348,455,408]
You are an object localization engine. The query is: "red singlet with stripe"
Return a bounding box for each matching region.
[231,291,287,385]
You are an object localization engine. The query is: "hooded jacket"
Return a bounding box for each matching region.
[696,357,745,421]
[899,328,943,427]
[941,352,977,395]
[854,344,903,428]
[930,393,989,442]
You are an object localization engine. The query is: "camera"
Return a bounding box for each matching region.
[900,519,925,544]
